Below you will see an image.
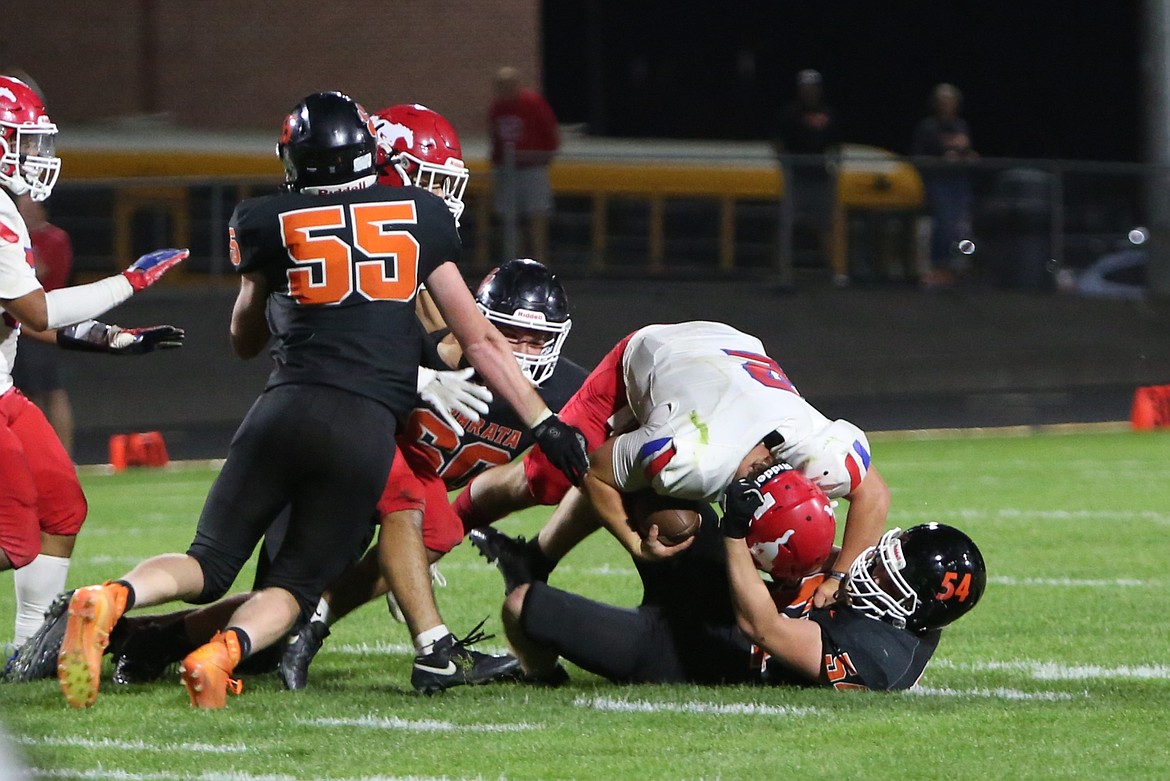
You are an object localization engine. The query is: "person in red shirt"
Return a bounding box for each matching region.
[488,66,559,262]
[12,195,75,456]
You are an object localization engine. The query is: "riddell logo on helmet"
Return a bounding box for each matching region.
[754,462,794,486]
[512,309,548,323]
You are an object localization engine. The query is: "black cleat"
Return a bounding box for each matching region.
[410,620,521,695]
[111,623,185,685]
[1,590,73,683]
[469,528,536,594]
[517,663,570,688]
[278,620,330,691]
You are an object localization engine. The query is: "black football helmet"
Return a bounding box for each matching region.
[845,523,986,633]
[277,91,377,192]
[475,259,571,386]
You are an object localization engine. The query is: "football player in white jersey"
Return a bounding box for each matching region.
[0,75,186,654]
[472,320,890,610]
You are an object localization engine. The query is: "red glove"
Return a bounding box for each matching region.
[122,248,189,292]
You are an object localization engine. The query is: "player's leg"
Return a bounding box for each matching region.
[508,581,686,684]
[398,478,519,694]
[8,390,84,648]
[279,450,423,690]
[111,596,251,684]
[222,389,394,705]
[58,390,295,707]
[0,406,45,581]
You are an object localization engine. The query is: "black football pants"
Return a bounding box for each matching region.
[187,384,396,619]
[519,581,757,685]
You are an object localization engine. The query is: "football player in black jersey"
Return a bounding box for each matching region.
[478,467,985,691]
[57,91,588,710]
[279,258,589,693]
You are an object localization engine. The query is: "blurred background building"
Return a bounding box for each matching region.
[4,0,1170,461]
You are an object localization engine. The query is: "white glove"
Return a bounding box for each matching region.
[416,367,493,435]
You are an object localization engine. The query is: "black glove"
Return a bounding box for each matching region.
[532,413,589,486]
[57,321,185,355]
[109,325,186,355]
[720,477,763,539]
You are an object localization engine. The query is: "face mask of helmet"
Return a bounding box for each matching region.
[845,523,986,633]
[0,78,61,202]
[373,106,469,225]
[474,259,571,386]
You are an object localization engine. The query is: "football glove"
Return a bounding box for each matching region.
[57,321,185,355]
[532,413,589,486]
[416,366,493,436]
[720,477,764,539]
[122,248,189,292]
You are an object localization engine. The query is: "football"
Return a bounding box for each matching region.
[624,490,703,546]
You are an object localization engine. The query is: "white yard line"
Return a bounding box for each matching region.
[17,736,246,754]
[933,659,1170,680]
[300,715,535,732]
[32,770,469,781]
[906,686,1081,701]
[574,695,817,716]
[988,576,1145,587]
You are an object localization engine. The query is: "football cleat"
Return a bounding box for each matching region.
[410,620,521,695]
[516,663,570,688]
[278,620,330,691]
[469,527,537,594]
[179,631,243,709]
[112,623,184,685]
[58,583,129,708]
[3,590,73,683]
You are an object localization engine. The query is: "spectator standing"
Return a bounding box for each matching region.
[12,195,74,456]
[489,67,559,263]
[912,83,978,289]
[772,69,844,281]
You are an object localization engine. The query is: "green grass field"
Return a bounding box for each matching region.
[2,428,1169,780]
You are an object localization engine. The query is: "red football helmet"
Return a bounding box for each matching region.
[371,104,469,224]
[0,76,60,201]
[744,463,837,583]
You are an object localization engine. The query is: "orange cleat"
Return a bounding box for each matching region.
[179,631,243,709]
[57,582,129,708]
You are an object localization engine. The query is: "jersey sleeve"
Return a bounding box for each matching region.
[812,610,940,691]
[414,191,462,279]
[229,199,279,277]
[610,404,732,501]
[783,419,872,499]
[0,210,39,301]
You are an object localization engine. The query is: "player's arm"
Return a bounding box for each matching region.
[813,467,890,608]
[724,536,824,682]
[18,320,184,354]
[425,261,587,483]
[414,285,447,334]
[583,437,693,561]
[230,271,271,359]
[1,248,187,332]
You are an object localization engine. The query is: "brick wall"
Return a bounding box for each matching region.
[2,0,542,137]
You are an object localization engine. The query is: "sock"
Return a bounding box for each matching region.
[112,579,137,610]
[224,626,252,660]
[524,538,557,581]
[414,624,450,655]
[12,554,70,646]
[310,597,334,627]
[454,484,498,535]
